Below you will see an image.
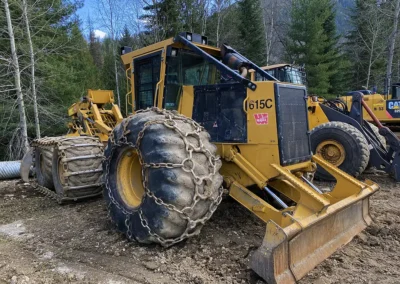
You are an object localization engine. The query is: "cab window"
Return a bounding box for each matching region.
[164,49,219,110]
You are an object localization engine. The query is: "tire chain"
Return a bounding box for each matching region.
[104,107,224,247]
[31,137,64,203]
[30,136,104,204]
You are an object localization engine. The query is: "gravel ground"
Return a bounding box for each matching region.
[0,173,399,284]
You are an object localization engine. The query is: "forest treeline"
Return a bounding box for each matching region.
[1,0,400,160]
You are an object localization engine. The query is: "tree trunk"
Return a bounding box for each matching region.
[114,56,120,106]
[107,0,120,107]
[216,11,221,46]
[385,0,400,94]
[366,43,374,89]
[22,0,40,139]
[3,0,30,155]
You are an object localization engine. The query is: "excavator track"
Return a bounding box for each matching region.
[30,136,104,204]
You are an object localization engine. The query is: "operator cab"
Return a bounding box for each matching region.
[120,32,276,114]
[256,64,307,85]
[392,83,400,99]
[121,33,223,112]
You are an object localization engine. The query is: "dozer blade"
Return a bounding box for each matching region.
[20,148,33,183]
[250,156,379,284]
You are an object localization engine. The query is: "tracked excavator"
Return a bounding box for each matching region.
[22,33,379,283]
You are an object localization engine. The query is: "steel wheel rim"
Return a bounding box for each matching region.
[316,140,346,167]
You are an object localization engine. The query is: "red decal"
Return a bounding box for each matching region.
[254,113,268,125]
[386,110,393,119]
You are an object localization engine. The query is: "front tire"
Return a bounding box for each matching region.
[310,122,370,181]
[103,108,223,246]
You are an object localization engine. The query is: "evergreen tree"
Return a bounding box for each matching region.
[286,0,337,96]
[89,30,104,70]
[345,0,390,91]
[0,0,102,159]
[140,0,182,42]
[206,1,241,47]
[237,0,266,65]
[181,0,208,34]
[120,25,134,47]
[323,1,351,95]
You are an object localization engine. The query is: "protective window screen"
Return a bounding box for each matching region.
[134,55,161,110]
[192,83,247,143]
[256,67,306,86]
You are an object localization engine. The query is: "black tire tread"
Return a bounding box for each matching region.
[52,136,104,201]
[33,137,62,189]
[104,108,223,245]
[368,122,386,148]
[311,121,370,180]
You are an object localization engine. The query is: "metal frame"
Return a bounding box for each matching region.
[321,92,400,181]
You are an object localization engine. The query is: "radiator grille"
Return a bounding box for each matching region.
[275,84,311,165]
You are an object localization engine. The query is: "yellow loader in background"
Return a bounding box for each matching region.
[259,63,400,130]
[340,84,400,129]
[254,64,400,182]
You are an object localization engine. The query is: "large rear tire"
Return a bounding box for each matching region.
[310,122,370,181]
[104,108,223,246]
[52,136,104,203]
[368,122,386,148]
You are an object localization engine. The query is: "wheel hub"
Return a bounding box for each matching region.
[117,148,145,208]
[316,140,346,166]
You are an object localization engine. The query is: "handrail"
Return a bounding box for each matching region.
[125,90,132,114]
[125,67,132,114]
[154,79,164,107]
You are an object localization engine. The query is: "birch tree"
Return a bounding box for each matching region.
[385,0,400,93]
[211,0,230,47]
[347,0,389,90]
[22,0,40,138]
[97,0,125,107]
[262,0,278,65]
[2,0,29,156]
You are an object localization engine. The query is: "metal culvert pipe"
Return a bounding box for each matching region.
[0,161,21,180]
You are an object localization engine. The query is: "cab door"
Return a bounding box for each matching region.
[133,52,162,110]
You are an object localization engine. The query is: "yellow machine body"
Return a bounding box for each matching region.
[307,97,332,128]
[119,34,379,283]
[67,89,123,142]
[340,93,400,124]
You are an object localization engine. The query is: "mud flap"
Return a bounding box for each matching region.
[20,148,33,183]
